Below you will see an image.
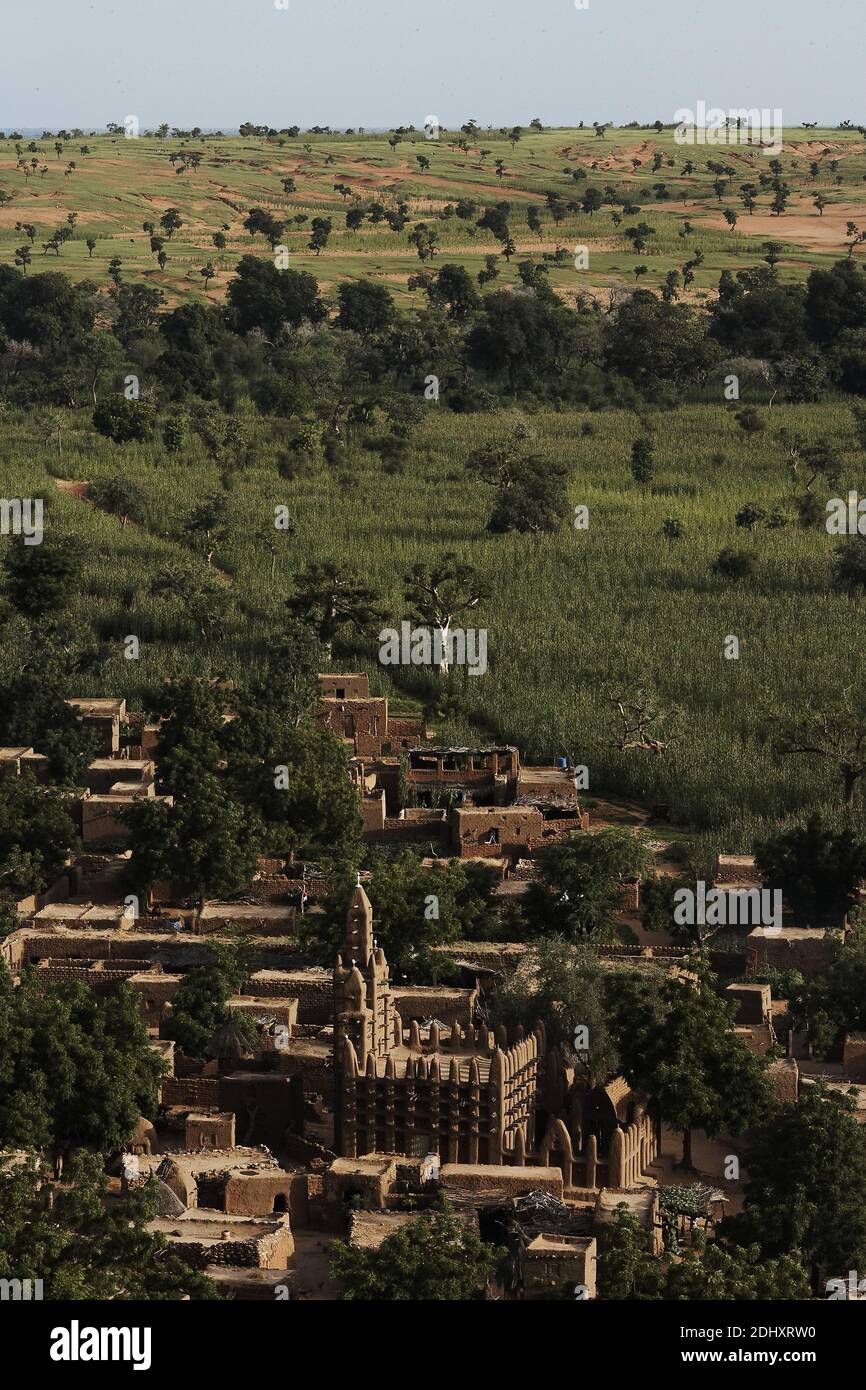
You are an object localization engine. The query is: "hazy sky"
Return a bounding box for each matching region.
[1,0,863,130]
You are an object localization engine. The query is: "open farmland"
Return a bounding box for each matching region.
[2,124,866,304]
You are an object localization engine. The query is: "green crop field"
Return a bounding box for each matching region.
[2,395,865,856]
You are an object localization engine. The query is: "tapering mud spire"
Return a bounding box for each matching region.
[346,882,374,963]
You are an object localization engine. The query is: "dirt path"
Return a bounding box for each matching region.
[54,477,233,586]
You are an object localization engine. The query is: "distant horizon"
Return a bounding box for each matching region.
[0,120,861,135]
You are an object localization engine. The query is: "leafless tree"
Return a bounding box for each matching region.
[606,682,678,755]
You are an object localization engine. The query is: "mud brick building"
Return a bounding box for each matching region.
[0,717,166,848]
[449,804,588,859]
[65,698,126,755]
[148,1212,293,1272]
[333,883,542,1163]
[403,746,520,805]
[319,674,373,702]
[328,884,661,1189]
[329,886,659,1186]
[522,1232,597,1298]
[0,747,51,781]
[315,674,427,757]
[140,1140,296,1220]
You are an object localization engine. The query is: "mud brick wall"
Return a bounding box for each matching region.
[280,878,329,901]
[248,973,331,1021]
[162,1077,222,1108]
[726,984,771,1025]
[843,1035,866,1081]
[230,999,297,1030]
[2,933,25,971]
[452,808,543,856]
[280,1049,334,1101]
[768,1058,799,1103]
[224,1171,292,1217]
[435,941,528,974]
[21,934,114,963]
[196,907,296,936]
[386,717,425,742]
[440,1165,563,1197]
[597,944,691,960]
[457,840,509,859]
[362,794,386,832]
[69,859,130,902]
[366,818,449,845]
[318,675,369,700]
[34,965,139,994]
[315,698,388,750]
[392,986,477,1027]
[202,879,297,908]
[130,974,182,1006]
[620,880,640,912]
[748,932,833,975]
[526,813,589,846]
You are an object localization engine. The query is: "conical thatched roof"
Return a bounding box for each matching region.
[204,1016,254,1061]
[154,1178,187,1218]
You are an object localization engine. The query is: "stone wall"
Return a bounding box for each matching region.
[172,1219,293,1271]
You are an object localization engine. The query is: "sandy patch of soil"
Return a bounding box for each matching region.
[55,479,90,499]
[0,194,83,228]
[781,139,865,157]
[658,197,866,249]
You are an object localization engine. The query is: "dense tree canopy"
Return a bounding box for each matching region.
[754,816,866,928]
[610,964,773,1168]
[226,255,326,336]
[165,941,256,1058]
[0,777,75,899]
[0,251,864,410]
[0,970,164,1156]
[726,1084,866,1279]
[3,533,83,618]
[491,938,619,1083]
[522,829,653,941]
[331,1203,502,1300]
[301,852,496,982]
[598,1204,810,1301]
[123,773,264,899]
